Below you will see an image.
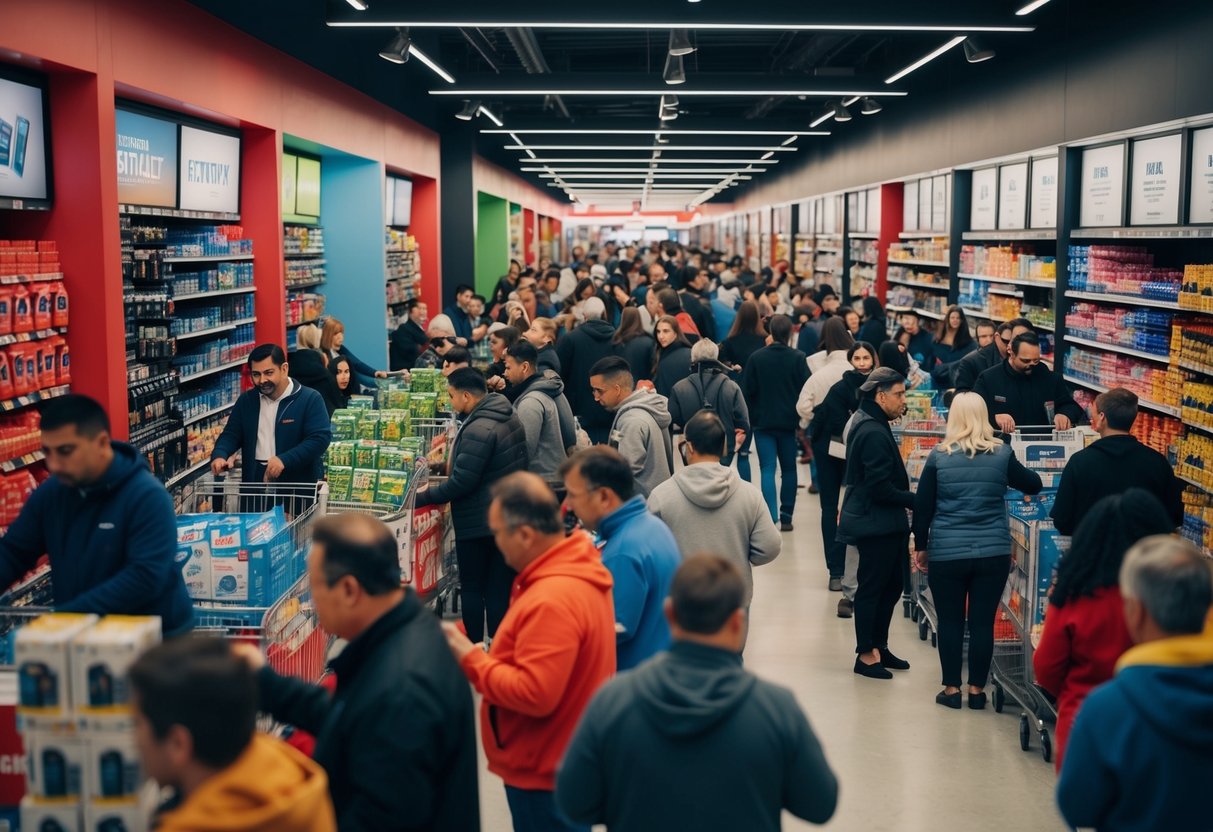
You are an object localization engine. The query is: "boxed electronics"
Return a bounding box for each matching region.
[16,614,99,727]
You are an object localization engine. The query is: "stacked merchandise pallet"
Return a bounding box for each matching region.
[284,223,326,335]
[385,229,421,333]
[122,219,256,488]
[958,244,1058,333]
[886,234,949,321]
[847,234,879,302]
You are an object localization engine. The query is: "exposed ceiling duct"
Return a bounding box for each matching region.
[743,33,853,120]
[503,27,572,121]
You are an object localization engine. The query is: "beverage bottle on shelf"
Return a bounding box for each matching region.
[10,285,32,335]
[0,288,13,336]
[31,283,52,331]
[50,281,68,328]
[35,341,56,389]
[0,349,14,402]
[9,344,32,396]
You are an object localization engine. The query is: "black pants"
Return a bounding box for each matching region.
[854,533,908,654]
[927,555,1010,688]
[456,535,516,643]
[811,437,846,578]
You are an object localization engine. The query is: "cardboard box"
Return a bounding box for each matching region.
[20,794,80,832]
[83,779,158,832]
[24,728,86,800]
[71,617,161,722]
[84,730,143,801]
[175,518,213,601]
[16,614,99,720]
[209,516,248,602]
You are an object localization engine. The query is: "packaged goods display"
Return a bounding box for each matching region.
[959,245,1056,284]
[285,223,327,331]
[1064,346,1181,410]
[888,238,949,264]
[1067,245,1182,300]
[385,230,421,330]
[173,507,292,604]
[1066,303,1173,357]
[1179,263,1213,313]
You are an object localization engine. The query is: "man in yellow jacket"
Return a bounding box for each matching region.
[130,637,336,832]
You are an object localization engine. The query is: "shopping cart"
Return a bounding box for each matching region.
[894,416,947,625]
[0,567,53,667]
[183,478,331,683]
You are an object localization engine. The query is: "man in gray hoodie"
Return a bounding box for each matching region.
[504,340,573,481]
[648,412,780,614]
[589,356,673,498]
[555,555,838,832]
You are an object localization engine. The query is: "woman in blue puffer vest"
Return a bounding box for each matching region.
[912,393,1042,710]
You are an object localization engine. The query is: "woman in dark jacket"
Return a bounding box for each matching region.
[719,299,768,481]
[912,392,1043,709]
[652,315,693,398]
[289,324,345,415]
[931,305,977,387]
[612,307,656,382]
[857,297,887,348]
[328,356,355,411]
[321,318,387,388]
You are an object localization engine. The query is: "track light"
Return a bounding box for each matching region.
[378,27,410,64]
[661,95,679,109]
[810,107,836,128]
[663,54,686,86]
[963,37,996,63]
[833,101,852,122]
[660,108,679,121]
[669,29,695,57]
[455,100,481,121]
[344,0,369,9]
[860,97,882,115]
[478,105,504,126]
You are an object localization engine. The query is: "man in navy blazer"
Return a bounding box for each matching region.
[211,344,331,486]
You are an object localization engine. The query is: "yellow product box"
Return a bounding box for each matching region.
[71,616,161,723]
[16,614,99,722]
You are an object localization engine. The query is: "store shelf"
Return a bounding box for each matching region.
[164,254,255,265]
[120,205,240,222]
[1184,420,1213,438]
[286,319,325,330]
[961,230,1057,242]
[1178,358,1213,377]
[914,308,945,320]
[0,327,69,348]
[900,231,946,239]
[0,272,62,286]
[1065,290,1180,310]
[890,258,949,269]
[284,252,325,259]
[989,287,1023,298]
[179,357,246,384]
[886,304,912,313]
[815,246,841,254]
[175,317,255,342]
[183,402,235,427]
[286,280,326,291]
[850,257,878,266]
[888,277,949,291]
[1062,374,1180,417]
[956,273,1057,291]
[0,384,71,413]
[961,306,991,319]
[1071,226,1213,240]
[165,458,210,489]
[1031,321,1056,332]
[1067,335,1170,365]
[0,449,44,473]
[848,232,879,240]
[172,286,256,302]
[1178,473,1213,495]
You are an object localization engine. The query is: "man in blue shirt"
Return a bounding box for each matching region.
[560,447,680,670]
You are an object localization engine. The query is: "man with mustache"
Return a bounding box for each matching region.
[211,344,331,488]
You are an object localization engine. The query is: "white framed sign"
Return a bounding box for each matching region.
[1129,133,1182,226]
[866,187,881,233]
[998,162,1029,230]
[1029,157,1059,229]
[823,196,838,234]
[179,125,241,214]
[931,176,948,231]
[1189,127,1213,224]
[970,167,997,231]
[904,181,919,230]
[1079,143,1126,228]
[918,178,932,231]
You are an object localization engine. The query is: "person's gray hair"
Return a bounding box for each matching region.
[691,339,719,363]
[490,472,564,535]
[582,297,606,321]
[295,323,322,352]
[1120,535,1213,635]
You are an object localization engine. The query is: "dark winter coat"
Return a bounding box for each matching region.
[718,332,766,373]
[741,343,810,432]
[556,319,618,431]
[0,442,193,634]
[415,393,528,540]
[653,342,693,399]
[1050,434,1184,535]
[389,319,429,371]
[809,369,866,444]
[288,348,344,415]
[680,291,717,342]
[857,318,887,349]
[953,341,1002,392]
[974,360,1084,430]
[837,398,914,543]
[617,334,657,382]
[536,343,561,375]
[668,361,750,457]
[258,592,480,832]
[211,380,332,484]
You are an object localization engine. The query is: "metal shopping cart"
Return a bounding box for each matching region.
[0,567,54,667]
[893,411,947,626]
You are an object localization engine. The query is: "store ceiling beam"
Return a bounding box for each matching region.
[428,74,908,97]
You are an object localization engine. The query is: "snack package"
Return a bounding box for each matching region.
[352,440,380,469]
[355,411,381,441]
[330,412,359,441]
[409,393,437,420]
[327,466,353,501]
[347,395,375,410]
[326,440,354,468]
[385,389,410,410]
[377,445,412,472]
[378,410,410,443]
[375,470,410,506]
[350,468,378,503]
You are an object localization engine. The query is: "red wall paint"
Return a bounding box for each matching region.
[409,176,441,311]
[241,126,286,348]
[876,182,905,303]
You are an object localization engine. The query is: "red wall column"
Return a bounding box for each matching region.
[410,176,441,308]
[876,182,905,303]
[240,126,286,348]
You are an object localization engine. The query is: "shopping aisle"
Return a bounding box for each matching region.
[476,475,1064,831]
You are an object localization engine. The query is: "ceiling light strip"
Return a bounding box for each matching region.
[478,106,504,127]
[524,157,780,164]
[332,21,1034,34]
[524,168,762,173]
[504,145,798,151]
[1015,0,1052,14]
[406,45,456,84]
[810,109,837,128]
[536,173,754,179]
[884,36,966,84]
[481,129,829,136]
[434,88,906,97]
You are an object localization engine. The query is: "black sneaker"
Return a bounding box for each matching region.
[836,598,854,618]
[879,648,911,670]
[853,657,893,680]
[968,691,988,710]
[780,521,794,532]
[936,690,962,709]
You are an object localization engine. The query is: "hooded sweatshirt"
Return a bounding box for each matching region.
[608,390,674,497]
[648,465,780,605]
[556,641,838,832]
[796,349,853,428]
[556,318,617,431]
[460,530,616,792]
[597,496,681,670]
[512,372,572,479]
[1057,625,1213,832]
[156,734,336,832]
[0,441,193,634]
[1050,434,1184,535]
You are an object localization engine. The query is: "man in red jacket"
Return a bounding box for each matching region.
[442,472,616,832]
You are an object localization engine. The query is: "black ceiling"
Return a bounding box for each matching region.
[186,0,1075,209]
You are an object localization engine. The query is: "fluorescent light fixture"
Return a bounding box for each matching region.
[433,88,906,97]
[524,158,779,164]
[661,95,679,109]
[552,183,725,188]
[481,128,828,136]
[760,152,775,160]
[781,135,798,146]
[508,132,525,144]
[536,173,753,179]
[885,36,966,84]
[664,54,686,85]
[1016,0,1051,13]
[332,20,1034,34]
[504,145,798,151]
[842,96,861,106]
[810,108,837,128]
[378,28,411,63]
[669,29,695,56]
[523,167,760,173]
[455,100,480,121]
[834,101,852,122]
[860,97,882,115]
[524,147,537,159]
[408,43,457,83]
[479,105,504,126]
[963,37,996,63]
[344,0,369,9]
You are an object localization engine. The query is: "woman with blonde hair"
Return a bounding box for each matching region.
[320,318,388,386]
[289,323,343,415]
[911,392,1043,710]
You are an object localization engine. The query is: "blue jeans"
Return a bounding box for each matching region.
[505,786,588,832]
[736,429,754,482]
[754,429,799,524]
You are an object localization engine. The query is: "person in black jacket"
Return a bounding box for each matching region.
[954,320,1027,392]
[653,316,694,399]
[857,297,887,348]
[668,339,750,466]
[389,299,430,371]
[416,368,529,642]
[741,315,810,531]
[289,324,344,416]
[974,331,1084,432]
[837,367,915,680]
[556,297,617,445]
[612,307,657,383]
[1050,387,1184,535]
[679,268,717,342]
[240,513,479,832]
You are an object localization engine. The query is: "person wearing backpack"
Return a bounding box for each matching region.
[668,339,750,466]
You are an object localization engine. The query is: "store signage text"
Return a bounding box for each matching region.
[186,160,231,186]
[116,134,166,181]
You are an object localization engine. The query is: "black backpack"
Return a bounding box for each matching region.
[688,370,725,416]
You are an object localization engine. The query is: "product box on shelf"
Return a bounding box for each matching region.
[82,779,158,832]
[70,617,161,723]
[16,615,101,724]
[24,727,87,800]
[20,793,81,831]
[83,729,143,801]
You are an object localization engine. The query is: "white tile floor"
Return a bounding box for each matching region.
[475,467,1067,830]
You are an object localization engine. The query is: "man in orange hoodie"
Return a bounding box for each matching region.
[130,636,336,832]
[442,471,616,832]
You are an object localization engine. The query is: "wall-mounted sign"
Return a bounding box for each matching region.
[1029,157,1058,229]
[0,73,50,203]
[918,179,932,231]
[866,187,881,233]
[178,125,240,214]
[115,109,178,208]
[295,155,321,217]
[1189,127,1213,224]
[998,162,1028,230]
[931,176,948,231]
[282,154,298,216]
[970,167,997,231]
[1079,143,1125,228]
[1129,133,1182,226]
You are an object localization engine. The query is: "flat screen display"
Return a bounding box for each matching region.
[116,108,179,209]
[0,71,51,205]
[295,156,321,217]
[179,124,241,214]
[391,176,413,227]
